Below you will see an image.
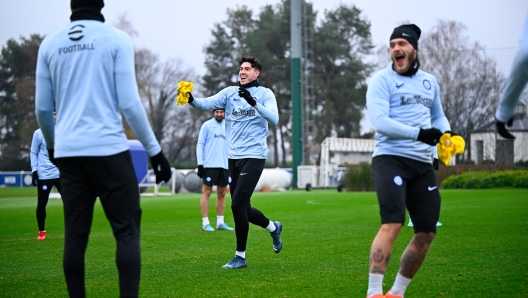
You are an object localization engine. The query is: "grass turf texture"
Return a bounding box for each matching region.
[0,188,527,297]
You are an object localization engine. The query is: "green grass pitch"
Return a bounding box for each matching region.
[0,188,527,297]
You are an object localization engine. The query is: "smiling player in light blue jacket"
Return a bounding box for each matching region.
[185,56,282,269]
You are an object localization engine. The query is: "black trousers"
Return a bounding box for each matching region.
[36,178,62,231]
[228,158,269,252]
[56,151,141,298]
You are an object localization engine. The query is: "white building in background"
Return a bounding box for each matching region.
[470,102,528,165]
[321,137,376,166]
[297,137,376,189]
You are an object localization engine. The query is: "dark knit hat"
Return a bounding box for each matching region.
[70,0,105,22]
[71,0,104,11]
[390,24,421,50]
[213,108,225,113]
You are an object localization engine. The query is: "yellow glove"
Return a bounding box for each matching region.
[436,132,465,166]
[176,81,194,105]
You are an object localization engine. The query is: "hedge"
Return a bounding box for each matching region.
[344,163,528,191]
[441,170,528,189]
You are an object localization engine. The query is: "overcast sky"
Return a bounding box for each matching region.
[2,0,527,72]
[1,0,527,132]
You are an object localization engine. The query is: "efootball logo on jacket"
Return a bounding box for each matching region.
[60,24,95,55]
[232,108,256,117]
[68,24,85,41]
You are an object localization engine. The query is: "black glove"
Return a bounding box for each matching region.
[433,158,439,170]
[495,117,515,140]
[197,165,204,178]
[238,87,256,106]
[150,151,171,183]
[417,128,443,146]
[32,171,38,186]
[187,92,194,103]
[47,149,56,165]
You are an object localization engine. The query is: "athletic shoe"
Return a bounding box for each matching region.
[221,255,247,269]
[385,291,403,298]
[202,224,215,232]
[216,223,234,231]
[270,221,283,253]
[366,294,384,298]
[37,231,46,241]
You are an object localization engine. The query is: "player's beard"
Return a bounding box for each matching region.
[392,51,420,77]
[393,50,416,74]
[215,115,224,122]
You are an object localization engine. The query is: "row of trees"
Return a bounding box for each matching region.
[0,34,43,170]
[0,0,506,170]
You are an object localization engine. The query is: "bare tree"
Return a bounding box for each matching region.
[114,13,139,39]
[114,14,201,163]
[134,49,197,140]
[163,105,206,162]
[419,20,505,154]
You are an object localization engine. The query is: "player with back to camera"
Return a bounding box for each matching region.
[35,0,171,297]
[365,24,454,298]
[196,108,234,232]
[30,110,62,241]
[183,56,282,269]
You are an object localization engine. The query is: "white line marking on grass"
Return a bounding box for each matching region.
[306,200,319,205]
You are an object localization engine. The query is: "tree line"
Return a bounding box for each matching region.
[0,0,504,171]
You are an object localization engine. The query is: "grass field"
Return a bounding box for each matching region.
[0,187,527,297]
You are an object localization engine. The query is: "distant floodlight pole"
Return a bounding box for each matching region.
[291,0,302,189]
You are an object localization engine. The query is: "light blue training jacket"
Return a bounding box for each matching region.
[191,85,278,159]
[197,117,228,169]
[30,129,60,179]
[35,20,161,158]
[367,64,451,163]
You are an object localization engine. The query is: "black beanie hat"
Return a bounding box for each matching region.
[71,0,104,11]
[71,0,105,22]
[390,24,421,50]
[213,108,225,113]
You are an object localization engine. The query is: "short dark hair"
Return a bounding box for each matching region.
[238,56,262,72]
